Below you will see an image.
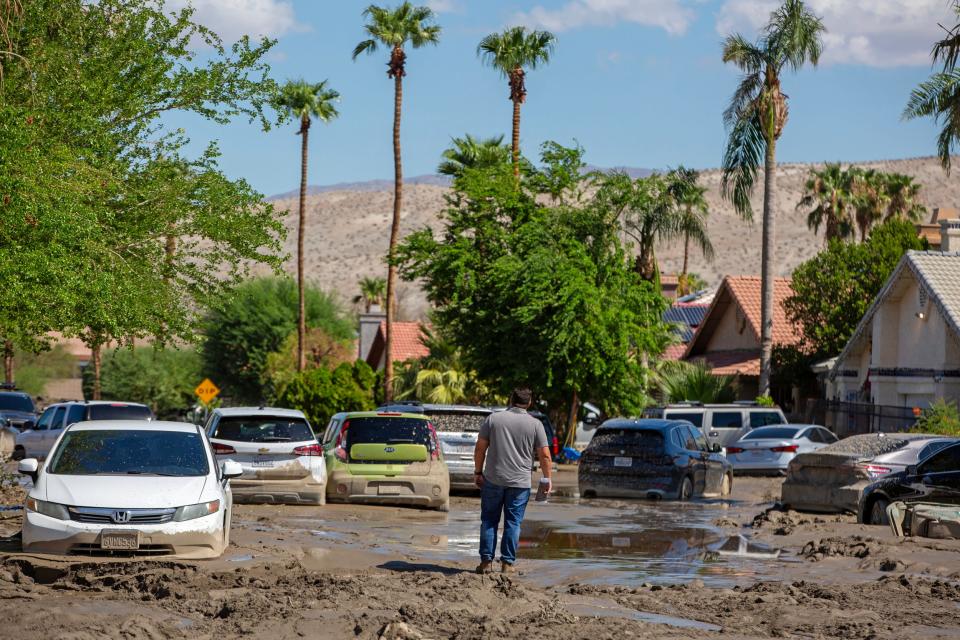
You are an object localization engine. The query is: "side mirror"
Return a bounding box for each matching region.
[18,458,39,483]
[221,460,243,480]
[583,412,601,427]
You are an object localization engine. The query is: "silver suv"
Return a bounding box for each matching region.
[14,400,153,460]
[644,402,787,449]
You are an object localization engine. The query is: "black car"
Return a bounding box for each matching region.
[578,419,733,500]
[0,390,37,431]
[859,440,960,525]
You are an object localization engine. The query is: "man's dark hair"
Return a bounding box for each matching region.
[509,387,533,407]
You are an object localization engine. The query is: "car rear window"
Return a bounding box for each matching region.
[749,411,784,428]
[48,430,209,476]
[346,417,433,449]
[425,411,489,433]
[588,429,664,455]
[212,416,314,443]
[87,404,153,421]
[0,394,34,413]
[664,412,703,428]
[744,427,802,440]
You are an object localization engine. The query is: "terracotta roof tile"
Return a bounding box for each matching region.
[379,321,430,363]
[723,276,801,346]
[662,343,688,361]
[690,350,761,376]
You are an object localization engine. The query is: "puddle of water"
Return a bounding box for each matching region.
[0,505,22,512]
[565,597,721,632]
[227,554,254,562]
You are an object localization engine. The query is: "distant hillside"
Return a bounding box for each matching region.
[259,157,960,321]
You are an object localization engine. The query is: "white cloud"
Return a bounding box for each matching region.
[167,0,307,41]
[716,0,956,67]
[426,0,462,12]
[513,0,697,36]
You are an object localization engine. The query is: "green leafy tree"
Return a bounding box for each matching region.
[666,167,713,295]
[911,399,960,436]
[660,361,738,404]
[477,26,556,183]
[353,2,441,403]
[784,219,927,357]
[277,361,380,429]
[81,347,202,419]
[721,0,826,395]
[263,328,354,401]
[353,276,387,312]
[202,277,353,404]
[904,1,960,172]
[0,1,284,396]
[437,134,511,179]
[398,143,671,440]
[273,79,341,373]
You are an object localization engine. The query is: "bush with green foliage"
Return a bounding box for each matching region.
[785,219,927,357]
[14,346,76,397]
[755,394,775,407]
[911,399,960,436]
[81,347,202,419]
[275,361,380,429]
[202,277,353,404]
[659,361,738,404]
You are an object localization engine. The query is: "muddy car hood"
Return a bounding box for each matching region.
[40,474,208,508]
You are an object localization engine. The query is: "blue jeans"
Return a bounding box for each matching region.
[479,479,530,565]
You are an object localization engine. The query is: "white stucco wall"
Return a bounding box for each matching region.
[704,304,758,352]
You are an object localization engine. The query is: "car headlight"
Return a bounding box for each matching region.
[174,500,220,521]
[25,497,70,520]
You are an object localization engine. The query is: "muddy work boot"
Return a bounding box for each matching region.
[500,561,516,574]
[476,560,495,574]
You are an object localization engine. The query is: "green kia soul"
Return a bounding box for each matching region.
[323,411,450,511]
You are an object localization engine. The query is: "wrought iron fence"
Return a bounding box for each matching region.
[801,399,919,438]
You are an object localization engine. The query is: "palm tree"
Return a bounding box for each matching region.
[850,168,887,242]
[720,0,825,395]
[353,276,387,312]
[666,167,713,295]
[660,361,738,404]
[882,173,925,224]
[798,163,854,243]
[437,134,510,178]
[353,2,440,401]
[904,1,960,172]
[273,79,340,372]
[477,26,556,183]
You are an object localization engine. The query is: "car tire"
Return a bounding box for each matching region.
[869,498,890,526]
[720,473,732,497]
[11,446,24,461]
[679,476,693,501]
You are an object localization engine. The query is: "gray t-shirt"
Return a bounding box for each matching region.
[478,408,549,488]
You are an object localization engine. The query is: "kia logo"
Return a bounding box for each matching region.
[384,446,396,453]
[112,511,131,524]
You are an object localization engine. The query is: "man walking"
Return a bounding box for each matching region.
[474,387,552,574]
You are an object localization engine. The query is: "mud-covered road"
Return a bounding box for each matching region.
[1,470,959,639]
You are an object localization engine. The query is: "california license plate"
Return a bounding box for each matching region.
[101,531,140,550]
[613,456,632,468]
[252,457,274,467]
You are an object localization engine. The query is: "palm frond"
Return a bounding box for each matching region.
[720,111,764,220]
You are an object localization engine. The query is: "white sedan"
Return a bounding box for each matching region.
[725,424,838,474]
[18,420,241,559]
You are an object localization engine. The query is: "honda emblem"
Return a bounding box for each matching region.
[112,510,131,524]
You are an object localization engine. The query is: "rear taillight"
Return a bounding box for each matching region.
[334,447,347,462]
[293,443,322,457]
[334,420,350,461]
[427,421,440,460]
[861,464,892,479]
[726,446,744,454]
[552,437,559,457]
[771,445,798,453]
[212,442,236,455]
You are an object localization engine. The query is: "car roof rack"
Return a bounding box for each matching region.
[0,383,18,391]
[732,400,760,406]
[668,401,704,407]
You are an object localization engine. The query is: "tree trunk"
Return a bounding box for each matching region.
[3,340,13,385]
[297,115,310,373]
[511,97,521,185]
[565,389,580,448]
[91,343,102,401]
[680,231,690,295]
[384,71,404,401]
[759,137,777,396]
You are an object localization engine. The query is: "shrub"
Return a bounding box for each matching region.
[275,361,380,429]
[659,361,738,404]
[911,399,960,436]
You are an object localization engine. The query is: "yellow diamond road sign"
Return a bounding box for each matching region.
[195,378,220,404]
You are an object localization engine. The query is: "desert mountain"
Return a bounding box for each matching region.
[263,157,960,320]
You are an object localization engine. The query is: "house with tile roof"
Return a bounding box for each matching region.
[364,321,431,370]
[683,276,802,398]
[829,245,960,409]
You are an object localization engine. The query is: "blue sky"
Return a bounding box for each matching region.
[167,0,955,197]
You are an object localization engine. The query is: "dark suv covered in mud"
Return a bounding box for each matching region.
[578,419,732,500]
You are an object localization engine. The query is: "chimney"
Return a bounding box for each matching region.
[940,219,960,252]
[358,305,386,362]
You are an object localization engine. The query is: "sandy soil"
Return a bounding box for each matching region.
[0,471,958,639]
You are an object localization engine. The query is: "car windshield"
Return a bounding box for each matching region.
[0,394,34,413]
[425,411,489,433]
[212,416,314,443]
[345,417,433,448]
[589,429,664,454]
[47,430,209,476]
[88,404,153,421]
[744,427,802,440]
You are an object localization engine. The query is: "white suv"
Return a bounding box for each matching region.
[14,401,154,460]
